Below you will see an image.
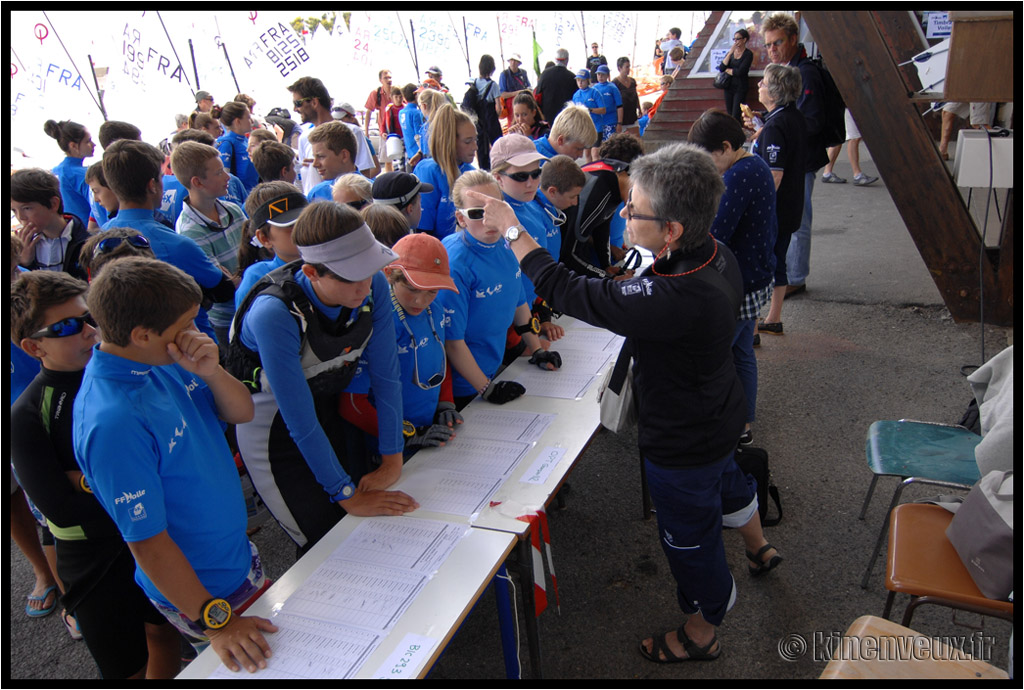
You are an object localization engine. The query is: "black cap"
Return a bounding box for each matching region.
[372,172,434,207]
[251,192,308,229]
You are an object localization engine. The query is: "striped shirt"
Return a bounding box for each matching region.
[176,198,246,329]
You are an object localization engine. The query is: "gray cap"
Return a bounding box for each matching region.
[555,48,569,63]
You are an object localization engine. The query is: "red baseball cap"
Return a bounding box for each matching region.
[388,233,458,293]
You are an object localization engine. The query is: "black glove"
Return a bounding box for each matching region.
[434,401,463,428]
[406,423,456,449]
[529,348,562,371]
[482,380,526,405]
[532,299,554,324]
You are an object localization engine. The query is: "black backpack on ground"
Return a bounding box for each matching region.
[735,445,782,527]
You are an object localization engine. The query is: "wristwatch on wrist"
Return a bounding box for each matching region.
[193,598,232,631]
[331,482,357,502]
[514,316,541,335]
[505,224,523,242]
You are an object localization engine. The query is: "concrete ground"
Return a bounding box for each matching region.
[8,148,1014,681]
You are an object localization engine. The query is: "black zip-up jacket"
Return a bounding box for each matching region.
[523,235,746,467]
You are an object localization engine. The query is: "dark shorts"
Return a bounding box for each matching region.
[68,545,168,679]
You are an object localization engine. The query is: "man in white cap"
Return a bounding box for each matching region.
[535,48,577,124]
[499,53,532,129]
[331,102,381,179]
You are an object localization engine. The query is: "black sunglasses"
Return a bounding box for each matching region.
[293,97,313,109]
[346,198,370,211]
[94,234,151,257]
[29,313,98,339]
[500,168,543,183]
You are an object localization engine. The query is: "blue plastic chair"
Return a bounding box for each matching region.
[859,420,981,589]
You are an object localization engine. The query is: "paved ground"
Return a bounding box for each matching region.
[9,149,1013,681]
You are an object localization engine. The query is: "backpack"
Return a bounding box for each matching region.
[460,81,481,114]
[809,55,846,148]
[734,446,782,527]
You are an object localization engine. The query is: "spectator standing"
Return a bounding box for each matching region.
[287,77,336,195]
[534,48,578,125]
[821,109,878,186]
[364,70,394,138]
[748,63,808,336]
[194,90,215,114]
[719,30,753,121]
[689,109,778,444]
[467,54,504,171]
[571,70,606,163]
[499,54,532,129]
[593,65,624,142]
[613,57,642,131]
[759,12,828,296]
[660,28,685,72]
[586,42,608,81]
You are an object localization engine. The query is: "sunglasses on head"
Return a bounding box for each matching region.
[29,313,97,339]
[346,198,370,211]
[94,234,151,257]
[604,158,631,174]
[500,168,543,183]
[461,207,486,221]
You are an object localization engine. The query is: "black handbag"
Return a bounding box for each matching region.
[713,71,732,90]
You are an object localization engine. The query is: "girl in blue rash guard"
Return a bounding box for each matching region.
[43,119,95,224]
[488,134,565,343]
[340,233,464,453]
[438,171,562,410]
[414,104,478,239]
[228,200,418,552]
[216,102,258,196]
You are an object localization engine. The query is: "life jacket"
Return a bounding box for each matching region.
[226,261,373,396]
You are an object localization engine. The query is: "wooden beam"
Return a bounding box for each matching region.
[803,11,1012,325]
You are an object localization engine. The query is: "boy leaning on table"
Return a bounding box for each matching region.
[72,256,276,673]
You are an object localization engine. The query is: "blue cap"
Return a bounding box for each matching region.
[575,69,590,80]
[596,64,611,74]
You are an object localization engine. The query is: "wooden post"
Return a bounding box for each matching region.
[803,11,1012,325]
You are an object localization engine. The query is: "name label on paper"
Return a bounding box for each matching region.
[372,633,438,678]
[520,447,566,485]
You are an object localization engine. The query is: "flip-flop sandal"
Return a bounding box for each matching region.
[747,543,783,577]
[63,610,83,641]
[25,585,58,618]
[639,624,721,663]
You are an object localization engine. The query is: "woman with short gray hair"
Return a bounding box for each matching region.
[752,62,808,335]
[473,142,766,663]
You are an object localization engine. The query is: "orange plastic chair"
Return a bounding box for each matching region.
[882,503,1013,628]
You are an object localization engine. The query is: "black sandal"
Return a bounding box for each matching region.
[747,543,783,577]
[639,624,721,663]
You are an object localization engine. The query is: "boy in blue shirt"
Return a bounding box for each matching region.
[637,101,654,137]
[571,70,606,163]
[163,129,249,226]
[12,270,180,679]
[100,140,235,341]
[592,65,623,146]
[172,141,248,352]
[73,256,276,674]
[305,121,365,202]
[398,84,424,168]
